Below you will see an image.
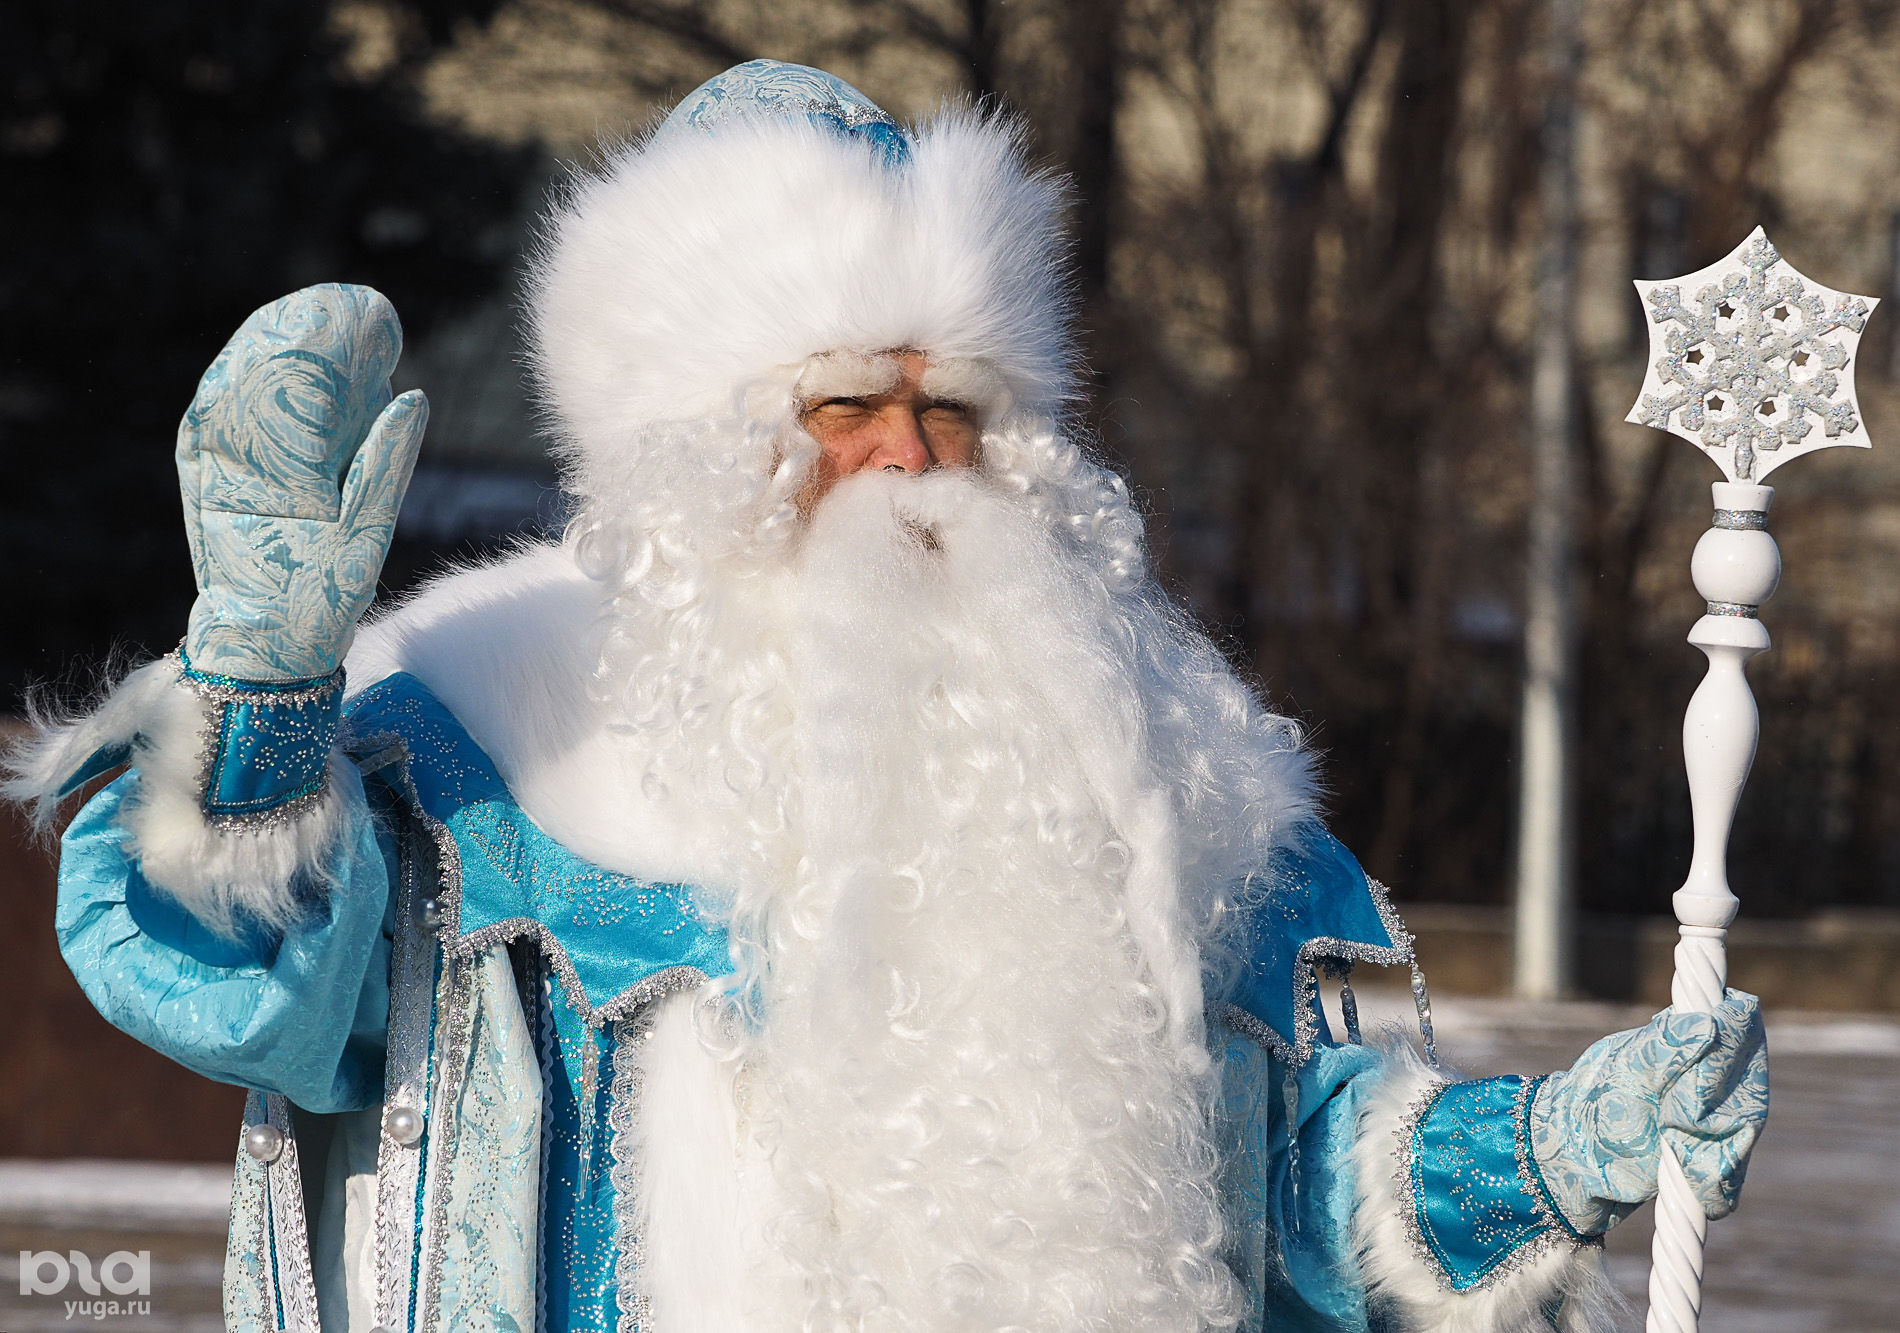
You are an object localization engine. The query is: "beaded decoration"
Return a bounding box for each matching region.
[175,648,343,829]
[1394,1075,1597,1293]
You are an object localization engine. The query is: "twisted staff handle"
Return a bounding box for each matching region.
[1644,482,1776,1333]
[1626,228,1877,1331]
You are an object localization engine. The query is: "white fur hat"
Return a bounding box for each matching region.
[525,61,1079,470]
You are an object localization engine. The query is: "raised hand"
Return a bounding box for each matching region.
[178,284,428,683]
[1529,990,1768,1234]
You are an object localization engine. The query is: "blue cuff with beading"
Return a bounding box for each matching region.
[1397,1074,1593,1293]
[176,650,344,828]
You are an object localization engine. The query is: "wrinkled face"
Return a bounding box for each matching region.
[793,351,990,511]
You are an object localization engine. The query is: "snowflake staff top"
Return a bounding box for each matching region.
[1627,226,1879,482]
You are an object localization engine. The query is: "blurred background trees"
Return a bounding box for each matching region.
[6,0,1900,918]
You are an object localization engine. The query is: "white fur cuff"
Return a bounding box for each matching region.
[1351,1043,1624,1333]
[3,657,354,938]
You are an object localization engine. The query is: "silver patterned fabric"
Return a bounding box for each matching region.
[223,1095,276,1333]
[428,951,543,1329]
[222,1094,324,1333]
[1528,990,1769,1234]
[658,59,911,164]
[178,284,427,682]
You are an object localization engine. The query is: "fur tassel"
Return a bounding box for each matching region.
[1,656,352,939]
[3,657,179,828]
[1352,1040,1626,1333]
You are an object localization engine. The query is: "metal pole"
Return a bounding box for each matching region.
[1513,0,1581,1000]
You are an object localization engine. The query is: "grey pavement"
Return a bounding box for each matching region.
[1,992,1894,1331]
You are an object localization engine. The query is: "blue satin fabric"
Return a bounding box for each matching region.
[56,766,393,1114]
[538,996,623,1333]
[1227,826,1404,1057]
[185,664,344,819]
[1216,1021,1386,1331]
[346,673,733,1095]
[55,668,1455,1330]
[346,674,736,1332]
[1407,1076,1558,1291]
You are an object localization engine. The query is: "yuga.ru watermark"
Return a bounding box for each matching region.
[17,1250,152,1321]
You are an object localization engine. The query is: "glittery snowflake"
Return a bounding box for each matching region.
[1626,227,1878,482]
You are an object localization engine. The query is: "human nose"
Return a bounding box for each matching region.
[863,409,932,475]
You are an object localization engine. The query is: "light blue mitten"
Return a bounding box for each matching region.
[2,285,427,929]
[170,285,427,829]
[1528,989,1768,1234]
[178,283,427,684]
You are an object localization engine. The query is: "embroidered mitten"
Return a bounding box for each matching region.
[1528,988,1768,1233]
[171,285,427,827]
[179,283,426,682]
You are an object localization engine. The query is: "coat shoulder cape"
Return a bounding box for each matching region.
[345,669,1413,1067]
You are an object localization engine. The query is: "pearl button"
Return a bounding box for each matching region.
[243,1124,285,1163]
[383,1103,424,1147]
[418,897,445,931]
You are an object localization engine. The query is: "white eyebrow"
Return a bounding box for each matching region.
[919,357,1012,421]
[793,350,901,403]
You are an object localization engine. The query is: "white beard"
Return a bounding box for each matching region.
[703,470,1243,1330]
[577,442,1315,1330]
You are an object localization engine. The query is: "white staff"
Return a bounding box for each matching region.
[1625,228,1877,1332]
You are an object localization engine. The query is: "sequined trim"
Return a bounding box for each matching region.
[606,991,697,1333]
[1392,1079,1599,1295]
[1705,600,1760,618]
[373,817,439,1332]
[357,723,710,1037]
[533,956,557,1333]
[175,648,345,830]
[261,1093,322,1333]
[1224,874,1416,1065]
[177,648,345,703]
[1516,1075,1589,1243]
[225,1093,274,1333]
[456,920,715,1030]
[415,951,478,1333]
[1711,508,1768,531]
[363,730,475,1333]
